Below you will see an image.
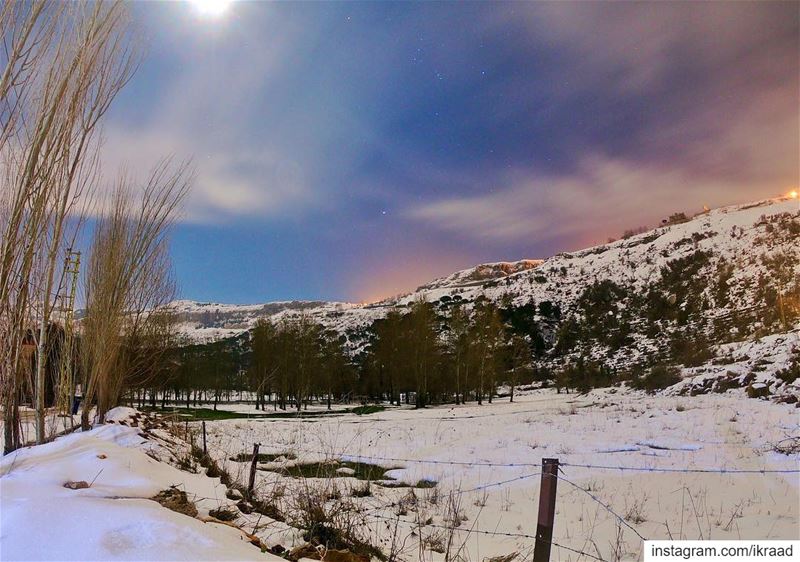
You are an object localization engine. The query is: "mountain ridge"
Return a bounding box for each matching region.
[173,196,799,347]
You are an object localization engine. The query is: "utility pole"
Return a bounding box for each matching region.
[55,250,81,431]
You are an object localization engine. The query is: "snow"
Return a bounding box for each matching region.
[105,406,139,422]
[200,387,799,561]
[2,388,797,561]
[668,326,800,400]
[0,424,283,561]
[14,196,796,560]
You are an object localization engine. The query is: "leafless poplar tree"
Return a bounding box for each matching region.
[80,160,191,428]
[1,1,138,449]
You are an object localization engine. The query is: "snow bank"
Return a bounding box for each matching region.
[104,406,139,423]
[0,425,281,561]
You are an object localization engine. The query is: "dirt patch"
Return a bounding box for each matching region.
[208,507,238,521]
[261,460,397,481]
[151,487,198,518]
[229,451,297,463]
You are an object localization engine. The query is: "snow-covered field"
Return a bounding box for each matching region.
[198,388,799,561]
[2,390,797,561]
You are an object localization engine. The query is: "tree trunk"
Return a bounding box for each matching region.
[4,394,21,453]
[35,319,48,443]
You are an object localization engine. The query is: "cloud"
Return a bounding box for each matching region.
[98,127,313,224]
[407,89,798,246]
[98,2,370,224]
[100,1,798,237]
[406,3,798,246]
[504,2,798,96]
[407,146,790,246]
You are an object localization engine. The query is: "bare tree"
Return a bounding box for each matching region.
[1,2,138,450]
[80,160,191,428]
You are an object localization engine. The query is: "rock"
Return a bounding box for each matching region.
[226,488,243,500]
[63,481,89,490]
[746,383,770,399]
[336,467,356,476]
[96,454,107,459]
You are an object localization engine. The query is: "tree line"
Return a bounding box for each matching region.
[137,296,540,412]
[361,298,533,407]
[134,237,800,412]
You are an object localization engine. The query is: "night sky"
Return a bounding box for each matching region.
[101,1,799,303]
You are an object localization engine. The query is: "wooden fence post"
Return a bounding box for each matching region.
[202,420,207,455]
[533,458,559,562]
[248,443,260,496]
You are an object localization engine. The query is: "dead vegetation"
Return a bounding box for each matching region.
[771,436,800,456]
[151,487,198,518]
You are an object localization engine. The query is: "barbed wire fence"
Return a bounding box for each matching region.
[175,420,799,562]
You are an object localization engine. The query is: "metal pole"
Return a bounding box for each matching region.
[533,458,559,562]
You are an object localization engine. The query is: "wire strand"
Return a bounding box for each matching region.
[560,462,800,474]
[364,512,610,562]
[555,471,647,542]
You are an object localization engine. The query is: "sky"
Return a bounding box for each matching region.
[100,1,800,304]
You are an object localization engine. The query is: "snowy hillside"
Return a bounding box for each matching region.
[173,197,799,351]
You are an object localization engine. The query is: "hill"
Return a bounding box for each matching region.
[171,197,800,399]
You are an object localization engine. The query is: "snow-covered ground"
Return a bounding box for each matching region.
[2,390,797,561]
[196,388,799,561]
[0,408,283,561]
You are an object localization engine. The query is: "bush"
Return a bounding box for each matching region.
[632,365,681,392]
[555,358,614,393]
[775,353,799,385]
[664,212,689,225]
[746,383,770,399]
[621,225,649,239]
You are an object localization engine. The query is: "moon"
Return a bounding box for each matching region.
[187,0,233,18]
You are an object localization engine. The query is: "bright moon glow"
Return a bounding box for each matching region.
[188,0,233,18]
